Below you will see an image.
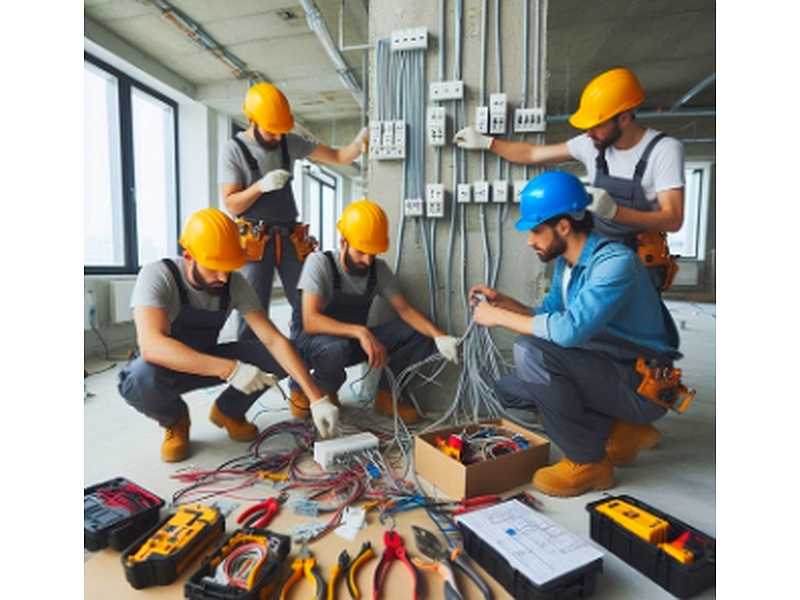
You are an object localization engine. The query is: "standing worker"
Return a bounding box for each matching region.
[470,171,684,497]
[289,200,460,424]
[118,208,339,463]
[455,67,684,291]
[219,82,368,337]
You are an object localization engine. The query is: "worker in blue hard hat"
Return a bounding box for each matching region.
[469,170,683,498]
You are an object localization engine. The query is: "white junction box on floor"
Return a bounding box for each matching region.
[314,432,379,470]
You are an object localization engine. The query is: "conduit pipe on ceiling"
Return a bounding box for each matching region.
[299,0,364,108]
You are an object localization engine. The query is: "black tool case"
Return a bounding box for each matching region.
[586,494,715,598]
[458,496,603,600]
[84,476,165,551]
[184,528,291,600]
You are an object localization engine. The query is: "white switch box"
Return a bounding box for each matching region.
[475,106,489,134]
[391,27,428,51]
[314,432,379,470]
[489,93,507,135]
[457,183,471,204]
[430,80,464,101]
[404,198,424,217]
[427,106,446,146]
[514,107,547,133]
[426,183,446,218]
[493,180,509,203]
[473,180,490,203]
[513,180,529,203]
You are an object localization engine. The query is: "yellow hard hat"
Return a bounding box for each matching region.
[337,200,390,255]
[243,82,294,134]
[568,68,645,130]
[179,208,247,271]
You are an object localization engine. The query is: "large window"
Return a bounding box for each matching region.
[84,54,178,274]
[668,162,711,260]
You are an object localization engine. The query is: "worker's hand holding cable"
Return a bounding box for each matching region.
[258,169,291,193]
[226,361,278,394]
[453,125,493,150]
[585,186,618,220]
[310,395,339,438]
[434,335,460,364]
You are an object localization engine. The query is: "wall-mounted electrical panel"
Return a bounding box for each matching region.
[493,180,509,203]
[426,183,446,218]
[427,106,446,146]
[430,80,464,101]
[404,198,424,217]
[513,107,547,133]
[489,93,507,135]
[513,180,529,203]
[391,27,428,51]
[475,106,489,134]
[369,120,406,160]
[457,183,472,204]
[473,181,490,203]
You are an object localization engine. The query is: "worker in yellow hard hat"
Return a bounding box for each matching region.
[454,67,685,291]
[287,200,460,425]
[117,208,338,463]
[219,82,369,338]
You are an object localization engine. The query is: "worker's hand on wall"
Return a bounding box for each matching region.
[435,335,460,364]
[586,186,618,220]
[453,125,493,150]
[310,396,339,438]
[258,169,291,193]
[226,361,279,394]
[352,126,369,153]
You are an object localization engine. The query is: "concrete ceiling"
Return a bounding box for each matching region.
[84,0,715,143]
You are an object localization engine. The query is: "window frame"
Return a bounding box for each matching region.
[84,52,180,275]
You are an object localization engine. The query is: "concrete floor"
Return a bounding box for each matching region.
[83,299,716,598]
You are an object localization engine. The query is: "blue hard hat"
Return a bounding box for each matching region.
[515,171,591,231]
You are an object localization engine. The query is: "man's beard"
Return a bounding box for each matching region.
[254,127,280,150]
[535,233,567,263]
[592,120,623,151]
[191,263,225,296]
[343,250,370,277]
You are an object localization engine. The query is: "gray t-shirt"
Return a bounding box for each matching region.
[130,258,264,323]
[218,131,318,188]
[297,251,400,310]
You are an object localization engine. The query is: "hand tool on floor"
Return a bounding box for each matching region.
[336,541,375,599]
[236,493,286,529]
[372,529,419,600]
[279,539,326,600]
[412,525,492,600]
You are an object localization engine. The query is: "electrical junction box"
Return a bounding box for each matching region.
[430,80,464,101]
[426,183,446,218]
[513,180,529,203]
[473,181,490,203]
[489,93,508,135]
[475,106,489,134]
[493,180,509,203]
[314,432,379,470]
[514,107,547,133]
[427,106,446,146]
[369,120,405,160]
[456,183,471,204]
[390,26,427,51]
[403,198,424,217]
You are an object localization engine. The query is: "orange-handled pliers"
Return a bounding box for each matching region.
[280,540,326,600]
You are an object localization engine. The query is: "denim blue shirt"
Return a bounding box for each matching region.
[531,232,681,360]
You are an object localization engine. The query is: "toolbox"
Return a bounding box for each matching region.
[586,494,715,598]
[84,476,165,552]
[458,495,604,599]
[121,503,225,589]
[184,528,291,600]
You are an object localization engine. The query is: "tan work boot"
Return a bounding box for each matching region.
[161,414,190,463]
[605,421,661,466]
[373,390,421,424]
[209,404,259,442]
[532,455,614,497]
[289,389,311,419]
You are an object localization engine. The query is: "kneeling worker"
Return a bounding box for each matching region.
[118,208,338,462]
[289,200,459,424]
[470,171,683,497]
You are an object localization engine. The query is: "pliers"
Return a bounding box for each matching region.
[411,525,491,600]
[372,530,419,600]
[328,541,375,600]
[236,493,285,529]
[279,539,326,600]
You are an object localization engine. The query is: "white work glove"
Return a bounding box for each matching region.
[435,335,460,364]
[453,125,493,150]
[226,361,278,395]
[258,169,291,193]
[352,126,369,153]
[310,396,340,439]
[585,186,618,220]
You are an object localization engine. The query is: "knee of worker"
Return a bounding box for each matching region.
[233,340,288,380]
[512,336,555,386]
[117,360,179,415]
[494,372,539,409]
[309,337,351,372]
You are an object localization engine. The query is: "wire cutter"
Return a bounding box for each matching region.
[237,493,286,529]
[411,526,491,600]
[372,530,419,600]
[329,541,374,600]
[279,539,326,600]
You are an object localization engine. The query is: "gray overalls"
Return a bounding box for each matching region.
[290,251,434,395]
[117,259,285,428]
[233,137,304,339]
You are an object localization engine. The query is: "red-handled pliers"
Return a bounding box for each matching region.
[237,494,285,529]
[373,530,418,600]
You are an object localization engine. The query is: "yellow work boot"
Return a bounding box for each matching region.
[532,456,614,498]
[373,390,421,424]
[605,421,661,466]
[209,404,259,442]
[289,389,311,419]
[161,414,191,463]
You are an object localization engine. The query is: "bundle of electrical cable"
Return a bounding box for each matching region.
[210,539,269,590]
